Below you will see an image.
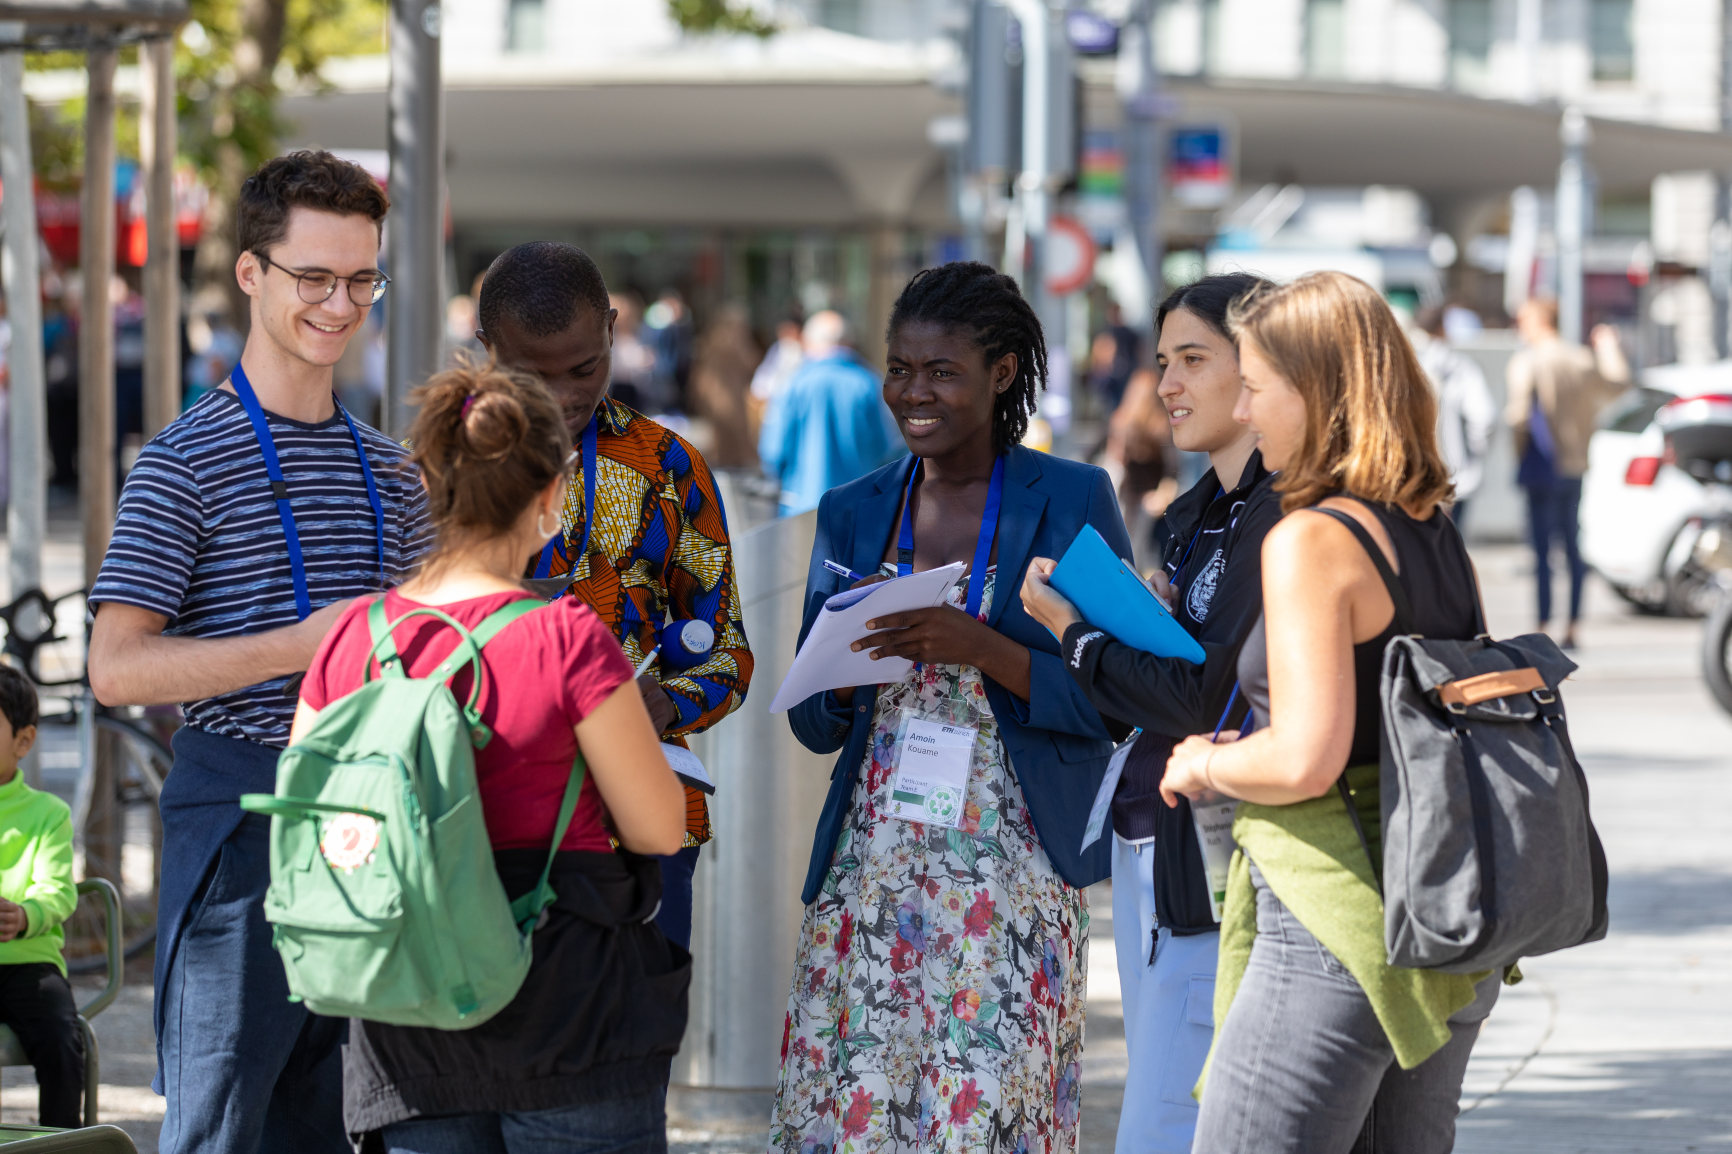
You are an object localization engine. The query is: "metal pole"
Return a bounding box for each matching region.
[1003,0,1049,302]
[1556,107,1588,345]
[80,45,117,591]
[386,0,445,439]
[140,37,180,438]
[1120,0,1165,332]
[1713,0,1732,358]
[80,44,119,883]
[965,0,1011,265]
[1,26,46,787]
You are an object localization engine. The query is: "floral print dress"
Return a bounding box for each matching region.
[770,569,1088,1154]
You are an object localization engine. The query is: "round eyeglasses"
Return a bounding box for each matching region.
[254,252,391,306]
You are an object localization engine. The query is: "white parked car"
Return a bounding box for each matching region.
[1581,361,1732,615]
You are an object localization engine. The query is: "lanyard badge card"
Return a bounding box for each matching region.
[887,699,980,829]
[1190,683,1248,923]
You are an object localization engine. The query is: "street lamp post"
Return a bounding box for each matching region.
[1118,0,1164,334]
[1556,107,1590,345]
[386,0,445,438]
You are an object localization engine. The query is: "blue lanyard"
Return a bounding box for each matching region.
[533,412,599,592]
[1170,484,1227,584]
[230,362,385,621]
[896,455,1005,618]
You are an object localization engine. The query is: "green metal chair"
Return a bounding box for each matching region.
[0,1124,134,1150]
[0,880,124,1131]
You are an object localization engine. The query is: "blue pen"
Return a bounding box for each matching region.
[1212,682,1242,742]
[823,559,867,583]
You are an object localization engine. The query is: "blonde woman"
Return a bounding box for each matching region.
[1163,272,1501,1153]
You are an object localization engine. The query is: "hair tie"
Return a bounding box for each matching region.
[460,394,476,419]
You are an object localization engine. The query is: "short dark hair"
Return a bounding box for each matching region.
[477,242,612,339]
[1155,273,1272,344]
[237,150,390,257]
[0,665,38,733]
[887,261,1045,452]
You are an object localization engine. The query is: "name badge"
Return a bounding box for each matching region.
[889,715,977,828]
[1190,798,1240,922]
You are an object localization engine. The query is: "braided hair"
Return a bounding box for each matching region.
[887,262,1046,452]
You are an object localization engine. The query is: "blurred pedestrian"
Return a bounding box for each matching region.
[749,310,804,440]
[43,280,78,489]
[443,291,484,366]
[757,310,900,517]
[690,304,760,469]
[1167,271,1498,1154]
[644,288,693,413]
[1415,303,1495,532]
[609,291,658,413]
[1505,298,1629,649]
[1104,367,1177,559]
[1087,301,1141,411]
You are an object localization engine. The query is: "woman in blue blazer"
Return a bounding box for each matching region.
[768,263,1135,1154]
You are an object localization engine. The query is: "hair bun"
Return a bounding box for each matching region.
[460,390,528,461]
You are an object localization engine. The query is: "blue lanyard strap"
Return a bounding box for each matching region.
[534,412,599,592]
[230,362,385,622]
[896,454,1005,618]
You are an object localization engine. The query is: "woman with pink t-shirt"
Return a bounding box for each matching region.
[295,361,688,1154]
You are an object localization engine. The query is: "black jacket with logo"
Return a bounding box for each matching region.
[1060,450,1282,935]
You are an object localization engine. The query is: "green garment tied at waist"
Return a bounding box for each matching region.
[1197,764,1489,1097]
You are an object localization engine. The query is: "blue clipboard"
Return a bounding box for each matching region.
[1049,525,1206,664]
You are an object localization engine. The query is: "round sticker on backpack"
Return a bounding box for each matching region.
[321,812,381,873]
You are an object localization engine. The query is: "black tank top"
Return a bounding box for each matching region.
[1239,501,1480,766]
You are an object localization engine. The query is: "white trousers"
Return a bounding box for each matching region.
[1112,834,1221,1154]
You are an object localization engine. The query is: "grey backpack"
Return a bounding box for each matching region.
[1318,507,1609,974]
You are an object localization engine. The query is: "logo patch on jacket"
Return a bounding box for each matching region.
[1187,550,1226,623]
[1070,631,1106,668]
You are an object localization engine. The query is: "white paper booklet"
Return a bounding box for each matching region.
[768,562,965,713]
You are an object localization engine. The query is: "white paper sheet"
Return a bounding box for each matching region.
[768,563,965,713]
[661,743,713,793]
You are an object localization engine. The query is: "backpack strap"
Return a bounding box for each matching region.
[362,598,542,748]
[509,753,588,936]
[1310,503,1417,636]
[1309,502,1410,892]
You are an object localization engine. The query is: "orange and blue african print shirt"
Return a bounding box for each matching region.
[539,397,752,845]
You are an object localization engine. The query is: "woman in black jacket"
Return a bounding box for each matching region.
[1020,273,1279,1154]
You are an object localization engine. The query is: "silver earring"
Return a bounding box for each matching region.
[537,511,554,537]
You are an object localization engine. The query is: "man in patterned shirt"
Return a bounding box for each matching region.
[476,243,752,950]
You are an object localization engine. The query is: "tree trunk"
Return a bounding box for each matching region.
[191,0,290,332]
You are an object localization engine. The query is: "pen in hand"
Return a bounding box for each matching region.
[823,560,867,583]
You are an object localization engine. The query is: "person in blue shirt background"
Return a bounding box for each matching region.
[757,309,901,516]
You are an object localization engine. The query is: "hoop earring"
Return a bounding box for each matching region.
[537,511,554,537]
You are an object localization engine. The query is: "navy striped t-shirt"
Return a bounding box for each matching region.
[90,389,433,747]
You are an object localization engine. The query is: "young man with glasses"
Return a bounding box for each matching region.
[87,151,430,1154]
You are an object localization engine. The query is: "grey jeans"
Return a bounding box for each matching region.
[1193,863,1499,1154]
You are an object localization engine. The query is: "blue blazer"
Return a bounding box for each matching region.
[789,445,1136,905]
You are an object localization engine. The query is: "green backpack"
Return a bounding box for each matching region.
[240,597,585,1030]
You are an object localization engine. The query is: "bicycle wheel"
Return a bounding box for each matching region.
[1705,592,1732,719]
[64,715,170,974]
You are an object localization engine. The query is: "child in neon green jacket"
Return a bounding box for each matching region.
[0,665,83,1126]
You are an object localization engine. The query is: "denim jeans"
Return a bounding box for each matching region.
[1524,479,1587,625]
[1111,836,1220,1154]
[380,1090,667,1154]
[157,814,349,1154]
[1193,863,1498,1154]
